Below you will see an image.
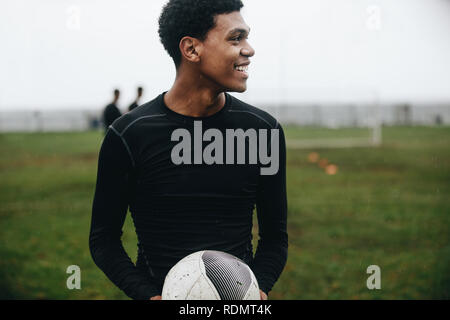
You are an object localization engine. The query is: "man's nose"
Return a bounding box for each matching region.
[241,43,255,57]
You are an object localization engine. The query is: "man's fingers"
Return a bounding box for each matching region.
[260,290,268,300]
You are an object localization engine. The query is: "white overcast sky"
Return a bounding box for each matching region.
[1,0,450,110]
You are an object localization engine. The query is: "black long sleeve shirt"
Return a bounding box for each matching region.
[89,92,288,300]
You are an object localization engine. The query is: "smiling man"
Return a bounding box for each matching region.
[90,0,288,300]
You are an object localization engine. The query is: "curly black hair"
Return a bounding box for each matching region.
[158,0,244,68]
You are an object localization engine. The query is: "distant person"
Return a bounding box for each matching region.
[103,89,122,132]
[128,87,144,112]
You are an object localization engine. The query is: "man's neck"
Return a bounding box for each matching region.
[164,73,226,118]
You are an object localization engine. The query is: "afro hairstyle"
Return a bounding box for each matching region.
[158,0,244,68]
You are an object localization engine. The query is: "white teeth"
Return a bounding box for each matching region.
[235,65,249,72]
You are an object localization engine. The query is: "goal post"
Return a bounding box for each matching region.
[268,87,383,149]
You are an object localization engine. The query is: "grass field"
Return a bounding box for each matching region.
[0,126,449,300]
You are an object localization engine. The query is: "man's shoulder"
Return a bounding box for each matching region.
[227,94,279,129]
[111,94,166,135]
[128,102,138,111]
[104,103,118,111]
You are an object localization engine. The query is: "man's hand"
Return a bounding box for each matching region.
[150,295,162,300]
[260,290,268,300]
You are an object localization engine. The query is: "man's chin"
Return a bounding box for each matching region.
[226,84,247,93]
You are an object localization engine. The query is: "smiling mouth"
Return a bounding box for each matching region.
[234,65,248,72]
[234,64,249,77]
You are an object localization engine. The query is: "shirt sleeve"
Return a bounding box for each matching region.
[89,127,160,300]
[251,123,289,295]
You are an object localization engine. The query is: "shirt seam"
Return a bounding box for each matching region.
[109,125,136,168]
[121,114,167,135]
[227,109,278,129]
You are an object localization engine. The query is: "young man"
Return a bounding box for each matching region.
[128,87,144,112]
[90,0,288,300]
[102,89,121,133]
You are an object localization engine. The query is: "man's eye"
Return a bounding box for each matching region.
[231,36,247,42]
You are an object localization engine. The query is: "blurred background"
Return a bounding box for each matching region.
[0,0,449,299]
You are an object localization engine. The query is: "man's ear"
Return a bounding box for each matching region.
[179,37,202,63]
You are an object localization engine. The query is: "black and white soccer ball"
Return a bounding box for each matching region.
[161,250,260,300]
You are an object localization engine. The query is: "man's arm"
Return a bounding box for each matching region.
[89,128,159,300]
[251,123,288,296]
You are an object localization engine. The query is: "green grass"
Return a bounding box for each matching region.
[0,126,449,300]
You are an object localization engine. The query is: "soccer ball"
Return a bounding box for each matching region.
[161,250,260,300]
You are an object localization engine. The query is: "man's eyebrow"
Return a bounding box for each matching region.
[227,28,250,36]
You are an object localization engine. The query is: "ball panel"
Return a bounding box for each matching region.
[161,258,202,300]
[243,265,261,300]
[186,274,221,300]
[201,251,253,300]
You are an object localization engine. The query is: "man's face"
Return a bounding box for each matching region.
[198,11,255,93]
